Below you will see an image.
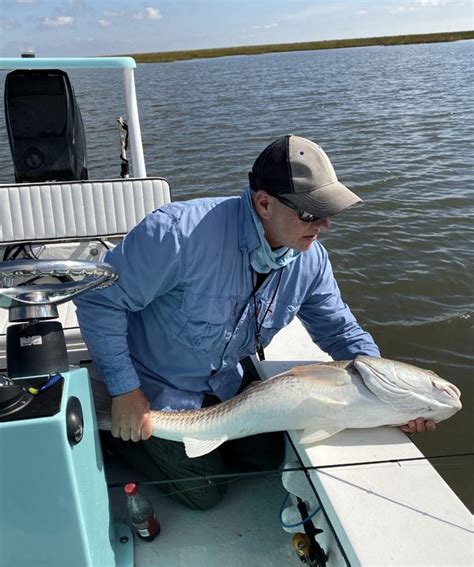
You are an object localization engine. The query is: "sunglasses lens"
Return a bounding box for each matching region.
[298,211,318,222]
[276,196,319,222]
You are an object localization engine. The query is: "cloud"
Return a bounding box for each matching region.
[15,0,38,4]
[389,4,416,13]
[41,16,74,28]
[355,10,368,16]
[253,22,279,31]
[415,0,449,5]
[389,0,452,13]
[103,7,162,23]
[145,7,161,20]
[391,0,450,11]
[0,17,19,30]
[103,10,124,18]
[98,19,112,28]
[132,7,162,21]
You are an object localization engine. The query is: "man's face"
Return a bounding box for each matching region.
[255,191,331,251]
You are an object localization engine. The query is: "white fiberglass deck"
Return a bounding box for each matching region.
[259,318,474,566]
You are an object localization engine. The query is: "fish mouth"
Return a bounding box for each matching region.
[432,379,462,403]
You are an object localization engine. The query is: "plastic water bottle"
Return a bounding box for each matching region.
[124,483,160,541]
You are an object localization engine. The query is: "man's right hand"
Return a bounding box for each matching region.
[111,388,153,442]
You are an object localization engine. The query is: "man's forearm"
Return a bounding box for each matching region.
[92,353,141,396]
[324,326,381,360]
[74,293,140,395]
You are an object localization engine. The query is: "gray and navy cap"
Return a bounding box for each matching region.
[248,134,362,218]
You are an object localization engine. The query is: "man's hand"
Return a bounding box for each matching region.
[111,388,153,442]
[400,417,436,434]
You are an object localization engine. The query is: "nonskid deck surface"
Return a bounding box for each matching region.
[106,459,299,567]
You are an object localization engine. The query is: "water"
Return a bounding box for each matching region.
[0,41,472,510]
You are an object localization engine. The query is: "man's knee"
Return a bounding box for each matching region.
[178,481,227,510]
[143,436,228,510]
[223,431,285,471]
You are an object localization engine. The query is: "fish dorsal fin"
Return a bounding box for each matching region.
[299,421,345,444]
[292,363,352,388]
[182,436,228,458]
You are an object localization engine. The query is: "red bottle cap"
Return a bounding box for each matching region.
[124,483,138,496]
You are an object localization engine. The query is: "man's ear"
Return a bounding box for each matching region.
[252,190,273,220]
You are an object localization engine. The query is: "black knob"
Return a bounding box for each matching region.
[66,396,84,445]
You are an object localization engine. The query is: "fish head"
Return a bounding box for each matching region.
[353,356,462,423]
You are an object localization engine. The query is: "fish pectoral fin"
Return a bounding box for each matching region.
[298,422,345,444]
[182,436,228,458]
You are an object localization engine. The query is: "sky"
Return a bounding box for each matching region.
[0,0,472,57]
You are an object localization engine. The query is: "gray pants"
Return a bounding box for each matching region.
[101,430,284,510]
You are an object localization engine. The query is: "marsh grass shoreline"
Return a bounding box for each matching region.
[121,31,473,64]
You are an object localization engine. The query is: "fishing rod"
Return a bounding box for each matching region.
[107,451,474,489]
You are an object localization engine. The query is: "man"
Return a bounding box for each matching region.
[75,135,433,509]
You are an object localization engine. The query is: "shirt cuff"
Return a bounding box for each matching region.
[93,354,141,397]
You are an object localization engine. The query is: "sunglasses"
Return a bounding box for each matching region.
[276,196,320,223]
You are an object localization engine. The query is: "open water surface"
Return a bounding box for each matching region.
[0,41,472,511]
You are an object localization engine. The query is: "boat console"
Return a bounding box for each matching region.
[0,260,133,567]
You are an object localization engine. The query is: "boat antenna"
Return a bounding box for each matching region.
[116,116,129,178]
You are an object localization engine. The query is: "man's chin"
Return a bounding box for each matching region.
[296,235,318,251]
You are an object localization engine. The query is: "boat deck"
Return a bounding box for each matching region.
[107,458,301,566]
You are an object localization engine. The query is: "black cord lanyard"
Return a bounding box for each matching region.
[251,267,284,361]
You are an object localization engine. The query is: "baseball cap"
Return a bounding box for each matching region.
[248,135,362,218]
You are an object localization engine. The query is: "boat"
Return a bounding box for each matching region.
[0,55,471,567]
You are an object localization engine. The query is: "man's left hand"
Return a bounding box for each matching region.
[400,417,436,434]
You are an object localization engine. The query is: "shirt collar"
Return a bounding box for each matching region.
[238,187,261,254]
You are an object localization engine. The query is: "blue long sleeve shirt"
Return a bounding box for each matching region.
[74,194,379,410]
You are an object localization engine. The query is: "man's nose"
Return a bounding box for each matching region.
[315,218,331,230]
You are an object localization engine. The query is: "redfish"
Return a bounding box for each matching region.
[93,356,461,458]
